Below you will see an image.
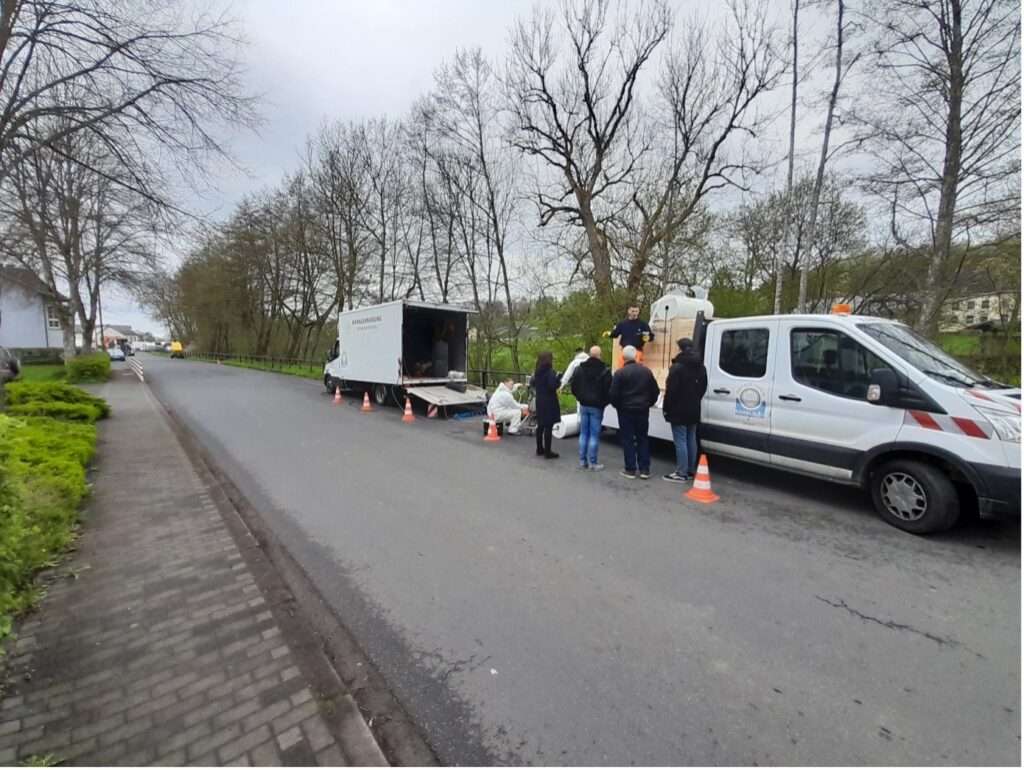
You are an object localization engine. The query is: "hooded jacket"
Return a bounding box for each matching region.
[570,356,612,408]
[487,381,522,416]
[662,351,708,426]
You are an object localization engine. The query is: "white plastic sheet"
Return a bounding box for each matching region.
[552,413,580,439]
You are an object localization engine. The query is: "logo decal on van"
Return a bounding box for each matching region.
[735,387,766,418]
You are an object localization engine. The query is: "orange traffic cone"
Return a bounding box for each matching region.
[361,392,373,412]
[402,397,415,423]
[484,416,501,442]
[685,454,719,503]
[427,404,438,419]
[333,386,343,405]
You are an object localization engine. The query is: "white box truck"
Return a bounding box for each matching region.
[605,294,1020,533]
[322,300,488,410]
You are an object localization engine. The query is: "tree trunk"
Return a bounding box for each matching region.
[775,0,800,314]
[577,190,612,297]
[916,2,964,337]
[798,0,845,313]
[61,317,76,362]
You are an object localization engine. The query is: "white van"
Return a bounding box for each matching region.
[607,301,1020,534]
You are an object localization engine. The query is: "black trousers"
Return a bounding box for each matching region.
[535,424,553,454]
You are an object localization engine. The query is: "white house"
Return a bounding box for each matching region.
[0,266,66,352]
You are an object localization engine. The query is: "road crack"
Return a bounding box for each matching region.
[814,594,983,658]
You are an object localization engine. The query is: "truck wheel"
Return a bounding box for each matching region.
[373,383,388,406]
[870,459,960,534]
[324,374,335,394]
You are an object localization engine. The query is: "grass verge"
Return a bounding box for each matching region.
[219,358,321,381]
[0,382,107,641]
[16,364,66,383]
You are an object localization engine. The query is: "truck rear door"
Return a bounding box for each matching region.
[769,319,904,480]
[701,320,778,464]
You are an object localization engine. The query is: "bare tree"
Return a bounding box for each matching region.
[612,0,782,300]
[797,0,858,311]
[857,0,1020,335]
[0,0,257,200]
[506,0,671,298]
[0,128,158,359]
[431,48,524,367]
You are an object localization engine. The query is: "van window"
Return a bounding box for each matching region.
[791,329,893,399]
[720,328,769,378]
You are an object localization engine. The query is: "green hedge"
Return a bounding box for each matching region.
[66,352,111,383]
[4,382,110,419]
[7,402,103,422]
[0,415,96,637]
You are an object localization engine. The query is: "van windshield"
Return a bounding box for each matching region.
[858,322,995,388]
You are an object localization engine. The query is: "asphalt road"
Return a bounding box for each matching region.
[139,355,1020,766]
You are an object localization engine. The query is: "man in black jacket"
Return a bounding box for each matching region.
[662,338,708,482]
[570,345,612,471]
[609,345,660,479]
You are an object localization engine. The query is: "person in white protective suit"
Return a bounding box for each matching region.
[487,377,528,434]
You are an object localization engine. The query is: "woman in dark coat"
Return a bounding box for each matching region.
[530,351,562,459]
[661,338,708,482]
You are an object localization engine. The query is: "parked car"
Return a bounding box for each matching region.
[108,346,126,362]
[0,346,21,384]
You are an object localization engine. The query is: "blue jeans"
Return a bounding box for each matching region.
[671,424,698,476]
[578,405,603,466]
[617,410,651,473]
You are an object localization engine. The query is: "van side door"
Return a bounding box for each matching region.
[769,320,904,480]
[701,320,778,464]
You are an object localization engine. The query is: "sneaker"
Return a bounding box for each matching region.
[578,463,589,470]
[663,472,688,483]
[639,472,651,480]
[620,470,637,479]
[588,463,605,472]
[544,452,560,459]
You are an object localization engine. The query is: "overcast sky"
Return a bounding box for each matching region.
[111,0,832,337]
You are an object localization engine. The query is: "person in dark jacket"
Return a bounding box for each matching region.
[530,351,562,459]
[661,338,708,482]
[570,345,612,471]
[607,305,654,365]
[608,345,660,479]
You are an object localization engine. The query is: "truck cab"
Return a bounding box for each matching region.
[698,310,1020,533]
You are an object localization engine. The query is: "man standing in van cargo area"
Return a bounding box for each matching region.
[609,345,660,479]
[607,305,654,364]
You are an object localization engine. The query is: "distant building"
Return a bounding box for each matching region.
[941,291,1016,332]
[0,266,67,353]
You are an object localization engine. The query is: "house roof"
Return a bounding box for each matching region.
[104,325,137,335]
[0,266,60,298]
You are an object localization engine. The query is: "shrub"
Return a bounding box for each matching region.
[0,414,95,635]
[4,381,110,418]
[66,352,110,383]
[7,402,102,422]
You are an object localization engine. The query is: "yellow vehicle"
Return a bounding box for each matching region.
[169,341,184,359]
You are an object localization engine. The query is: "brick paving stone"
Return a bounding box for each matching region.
[0,377,388,767]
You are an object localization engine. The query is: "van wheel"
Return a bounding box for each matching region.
[373,383,389,406]
[870,460,960,534]
[324,374,335,394]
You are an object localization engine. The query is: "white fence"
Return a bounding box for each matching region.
[129,357,144,382]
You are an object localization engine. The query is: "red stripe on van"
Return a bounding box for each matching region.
[951,417,989,439]
[909,410,942,430]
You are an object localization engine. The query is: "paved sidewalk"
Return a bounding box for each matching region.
[0,374,387,766]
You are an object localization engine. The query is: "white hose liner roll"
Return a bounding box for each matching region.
[552,413,580,439]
